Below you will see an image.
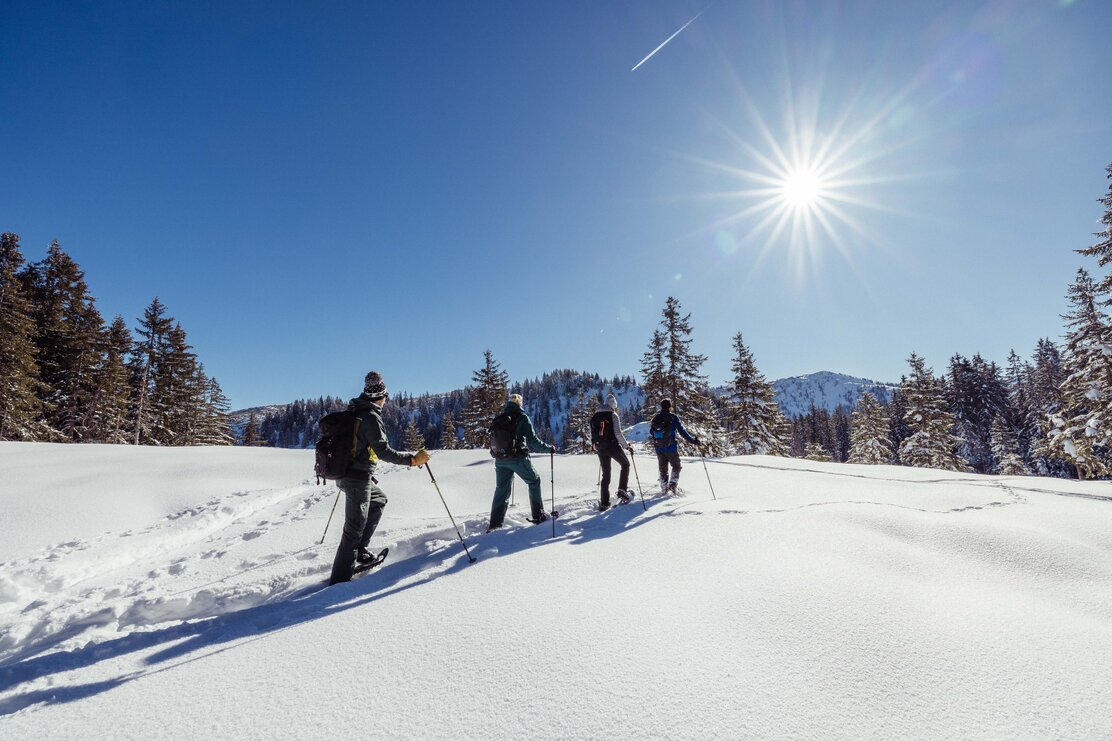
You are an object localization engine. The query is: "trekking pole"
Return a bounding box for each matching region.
[628,446,647,511]
[424,462,477,564]
[511,477,515,507]
[319,487,342,545]
[550,450,556,538]
[699,447,718,501]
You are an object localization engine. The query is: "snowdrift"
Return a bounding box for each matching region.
[1,442,1111,738]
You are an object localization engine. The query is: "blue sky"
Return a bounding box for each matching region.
[3,0,1110,408]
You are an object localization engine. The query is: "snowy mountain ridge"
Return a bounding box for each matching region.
[231,371,896,445]
[771,370,897,418]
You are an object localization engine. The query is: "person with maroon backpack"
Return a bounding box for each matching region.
[591,392,634,510]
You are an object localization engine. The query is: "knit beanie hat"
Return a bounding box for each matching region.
[509,393,523,406]
[364,371,388,400]
[660,398,672,412]
[606,393,618,410]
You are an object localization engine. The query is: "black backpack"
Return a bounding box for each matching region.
[315,409,359,484]
[489,409,522,459]
[650,413,676,450]
[591,410,616,445]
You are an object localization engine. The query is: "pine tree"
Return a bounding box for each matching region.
[91,316,134,443]
[131,298,175,445]
[990,415,1028,476]
[724,332,789,455]
[848,391,892,464]
[405,418,426,450]
[566,388,595,454]
[1044,269,1112,479]
[1027,338,1068,476]
[22,241,105,440]
[887,386,912,463]
[460,350,508,447]
[898,353,967,471]
[196,368,234,446]
[242,412,261,446]
[1076,162,1112,294]
[439,409,458,450]
[0,233,45,440]
[639,329,668,421]
[643,297,724,453]
[832,406,851,462]
[151,323,199,445]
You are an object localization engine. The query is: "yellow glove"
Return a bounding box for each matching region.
[411,449,430,467]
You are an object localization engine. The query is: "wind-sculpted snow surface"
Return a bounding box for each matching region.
[1,445,1111,738]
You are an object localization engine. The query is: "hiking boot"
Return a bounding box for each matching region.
[356,548,375,565]
[667,481,678,494]
[528,512,549,525]
[616,489,632,504]
[598,500,611,512]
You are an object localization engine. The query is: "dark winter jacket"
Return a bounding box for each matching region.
[591,406,629,450]
[650,411,697,453]
[346,395,416,478]
[499,401,556,458]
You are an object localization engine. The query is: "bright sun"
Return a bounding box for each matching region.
[780,168,824,210]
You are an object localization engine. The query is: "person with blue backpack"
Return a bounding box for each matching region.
[650,398,700,493]
[487,393,557,531]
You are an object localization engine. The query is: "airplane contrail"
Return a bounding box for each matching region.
[631,9,705,72]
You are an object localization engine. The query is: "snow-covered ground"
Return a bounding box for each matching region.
[2,442,1111,738]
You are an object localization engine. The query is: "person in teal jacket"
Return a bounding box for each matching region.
[488,393,556,530]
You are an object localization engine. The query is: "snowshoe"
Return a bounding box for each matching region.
[526,513,550,525]
[353,547,389,574]
[616,490,633,505]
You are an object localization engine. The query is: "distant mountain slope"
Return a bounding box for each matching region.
[231,370,898,446]
[772,371,897,418]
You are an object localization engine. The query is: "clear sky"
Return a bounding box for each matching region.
[3,0,1110,408]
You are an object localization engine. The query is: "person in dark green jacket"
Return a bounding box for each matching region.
[329,371,429,585]
[488,393,556,530]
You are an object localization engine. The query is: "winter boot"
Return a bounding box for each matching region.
[357,548,376,565]
[616,489,632,504]
[659,479,668,493]
[598,499,611,512]
[488,502,509,531]
[668,479,678,494]
[527,512,549,525]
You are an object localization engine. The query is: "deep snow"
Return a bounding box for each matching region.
[1,442,1111,739]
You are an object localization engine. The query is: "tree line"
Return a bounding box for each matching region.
[0,233,232,445]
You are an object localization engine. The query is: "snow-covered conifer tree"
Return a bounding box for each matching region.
[460,350,508,448]
[1044,269,1112,479]
[86,316,134,443]
[725,332,788,455]
[565,388,594,454]
[22,241,105,440]
[0,233,45,440]
[848,391,892,464]
[990,416,1027,475]
[898,353,968,471]
[130,298,174,445]
[439,409,458,450]
[404,418,426,450]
